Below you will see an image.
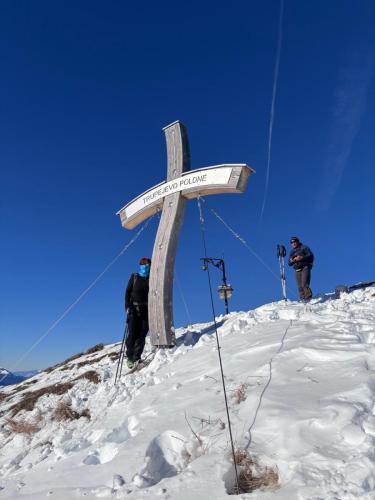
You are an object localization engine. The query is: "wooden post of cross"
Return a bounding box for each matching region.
[117,121,254,347]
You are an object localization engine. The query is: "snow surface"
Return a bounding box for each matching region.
[1,287,375,499]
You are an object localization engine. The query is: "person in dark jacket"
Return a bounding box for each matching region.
[124,257,151,369]
[288,236,314,300]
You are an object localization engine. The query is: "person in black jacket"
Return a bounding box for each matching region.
[124,257,151,369]
[288,236,314,300]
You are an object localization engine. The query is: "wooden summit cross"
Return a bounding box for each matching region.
[117,121,254,347]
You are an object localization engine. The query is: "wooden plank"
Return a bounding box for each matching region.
[148,121,191,346]
[181,165,253,199]
[117,164,254,229]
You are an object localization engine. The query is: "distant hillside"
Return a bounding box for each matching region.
[0,368,37,387]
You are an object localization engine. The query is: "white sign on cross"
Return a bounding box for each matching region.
[117,121,254,346]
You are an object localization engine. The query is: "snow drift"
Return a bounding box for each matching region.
[0,286,375,499]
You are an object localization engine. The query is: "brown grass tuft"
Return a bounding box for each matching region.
[53,401,91,422]
[53,401,79,421]
[62,351,85,365]
[238,466,279,493]
[44,343,105,373]
[10,379,38,395]
[79,408,91,419]
[74,370,100,384]
[229,449,279,495]
[60,365,73,371]
[85,343,104,355]
[75,353,107,369]
[233,449,255,466]
[5,417,41,435]
[57,352,108,370]
[109,352,120,361]
[8,368,100,417]
[231,383,248,405]
[9,382,74,417]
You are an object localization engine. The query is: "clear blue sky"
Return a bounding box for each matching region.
[1,1,374,370]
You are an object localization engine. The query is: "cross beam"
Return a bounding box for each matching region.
[117,121,254,346]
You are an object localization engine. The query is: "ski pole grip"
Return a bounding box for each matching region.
[277,244,286,258]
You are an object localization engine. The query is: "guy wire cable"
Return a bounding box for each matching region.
[1,214,157,384]
[196,196,240,495]
[204,199,296,298]
[174,271,193,326]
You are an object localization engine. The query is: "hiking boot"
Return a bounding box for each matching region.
[127,359,140,370]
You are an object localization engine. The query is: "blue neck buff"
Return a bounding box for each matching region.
[139,264,150,278]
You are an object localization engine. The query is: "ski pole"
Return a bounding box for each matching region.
[114,323,128,385]
[118,324,127,381]
[277,244,287,301]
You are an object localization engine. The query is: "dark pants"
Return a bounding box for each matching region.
[126,307,149,361]
[295,266,312,300]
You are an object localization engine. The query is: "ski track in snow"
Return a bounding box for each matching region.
[0,287,375,499]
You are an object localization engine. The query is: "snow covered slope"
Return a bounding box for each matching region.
[1,287,375,499]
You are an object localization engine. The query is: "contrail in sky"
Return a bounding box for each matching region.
[260,0,284,222]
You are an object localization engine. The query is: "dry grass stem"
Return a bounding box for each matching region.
[6,417,41,435]
[9,382,74,417]
[53,401,91,421]
[238,466,279,493]
[192,416,225,430]
[231,383,248,404]
[60,365,73,371]
[10,379,38,395]
[75,354,107,369]
[233,449,254,466]
[109,352,120,361]
[44,343,105,373]
[85,343,104,355]
[229,449,279,495]
[74,370,100,384]
[80,408,91,419]
[184,411,203,446]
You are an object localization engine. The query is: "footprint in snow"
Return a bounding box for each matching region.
[82,442,118,465]
[105,422,130,444]
[77,485,113,497]
[358,329,375,344]
[105,416,139,443]
[362,416,375,437]
[133,430,189,488]
[87,429,105,444]
[138,407,157,418]
[341,423,366,446]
